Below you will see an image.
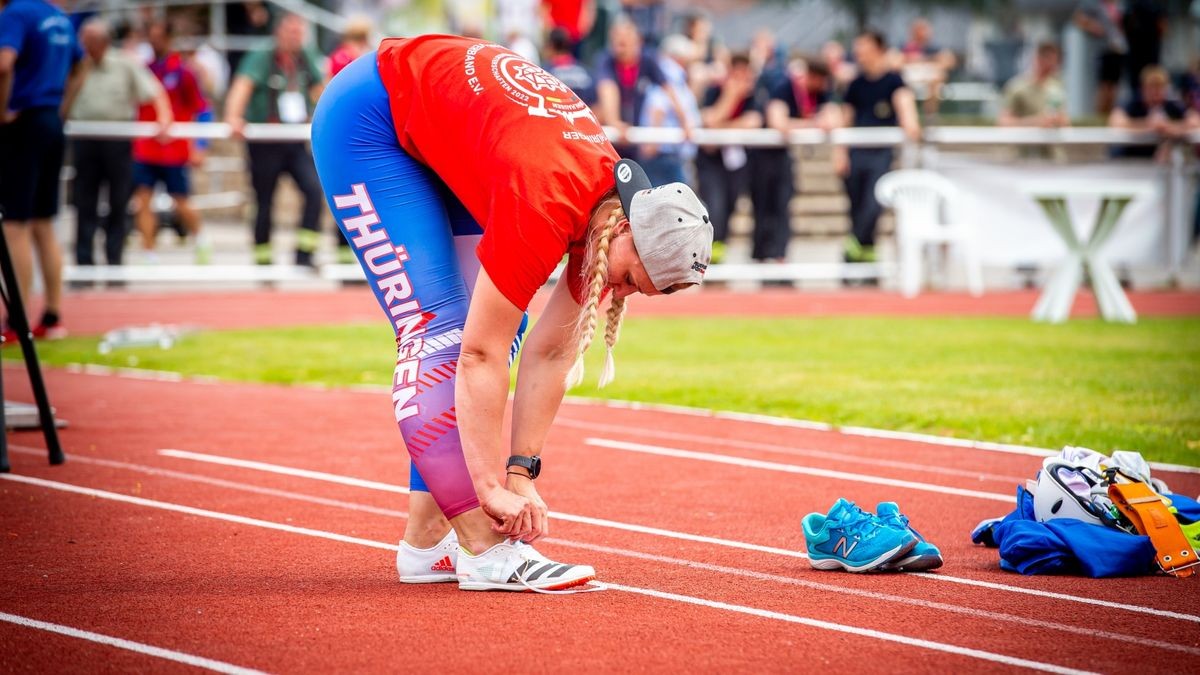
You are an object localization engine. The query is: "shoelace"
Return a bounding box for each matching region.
[830,505,879,541]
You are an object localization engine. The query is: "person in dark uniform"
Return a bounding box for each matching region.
[832,30,920,269]
[697,53,758,264]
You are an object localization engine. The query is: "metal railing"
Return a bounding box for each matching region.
[58,121,1198,288]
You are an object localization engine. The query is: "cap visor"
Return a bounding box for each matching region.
[614,159,653,216]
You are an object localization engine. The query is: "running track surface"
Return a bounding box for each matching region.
[3,365,1199,673]
[54,288,1200,335]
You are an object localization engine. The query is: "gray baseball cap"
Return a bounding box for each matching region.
[614,159,714,293]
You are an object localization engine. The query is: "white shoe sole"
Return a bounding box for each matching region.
[808,540,916,573]
[457,573,596,592]
[399,573,459,584]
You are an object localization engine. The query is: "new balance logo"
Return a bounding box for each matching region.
[833,537,858,558]
[430,556,454,572]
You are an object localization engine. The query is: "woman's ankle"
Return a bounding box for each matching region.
[451,509,505,555]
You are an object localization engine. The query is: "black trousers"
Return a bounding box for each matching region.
[695,150,746,244]
[748,148,794,261]
[246,142,323,247]
[73,139,133,265]
[843,148,894,247]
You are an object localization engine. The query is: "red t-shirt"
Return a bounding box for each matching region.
[376,36,618,311]
[133,53,207,166]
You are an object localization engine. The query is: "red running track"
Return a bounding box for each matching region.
[2,366,1199,673]
[50,288,1200,336]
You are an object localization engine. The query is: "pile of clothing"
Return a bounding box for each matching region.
[972,447,1200,578]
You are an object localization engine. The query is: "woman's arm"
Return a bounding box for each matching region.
[456,267,525,495]
[510,272,581,463]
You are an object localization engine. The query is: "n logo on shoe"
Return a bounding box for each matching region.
[833,537,858,558]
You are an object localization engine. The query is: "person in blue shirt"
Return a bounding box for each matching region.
[0,0,84,342]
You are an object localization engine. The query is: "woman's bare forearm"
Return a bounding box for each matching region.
[456,349,513,493]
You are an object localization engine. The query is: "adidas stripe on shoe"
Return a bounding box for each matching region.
[397,529,460,584]
[456,540,596,592]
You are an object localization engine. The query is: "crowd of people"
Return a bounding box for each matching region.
[2,0,1199,341]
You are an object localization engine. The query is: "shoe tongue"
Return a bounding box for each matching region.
[876,502,900,519]
[829,498,858,521]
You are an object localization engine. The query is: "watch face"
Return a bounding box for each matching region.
[529,455,542,479]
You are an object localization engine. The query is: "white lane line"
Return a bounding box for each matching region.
[0,611,266,675]
[11,448,1189,654]
[6,446,408,519]
[584,438,1016,503]
[555,416,1028,484]
[0,473,395,552]
[602,583,1095,675]
[0,474,1095,674]
[43,363,1199,475]
[559,397,1200,476]
[157,449,803,559]
[158,450,409,494]
[154,448,1200,624]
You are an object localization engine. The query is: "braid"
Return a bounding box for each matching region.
[597,295,626,388]
[566,200,622,389]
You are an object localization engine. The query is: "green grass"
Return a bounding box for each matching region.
[13,317,1200,466]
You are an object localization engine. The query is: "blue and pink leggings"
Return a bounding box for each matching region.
[311,53,526,519]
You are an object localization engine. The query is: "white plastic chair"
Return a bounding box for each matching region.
[875,169,983,298]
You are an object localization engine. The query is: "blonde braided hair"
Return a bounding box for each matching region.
[565,195,627,389]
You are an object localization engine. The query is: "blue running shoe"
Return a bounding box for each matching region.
[875,502,943,572]
[803,499,917,572]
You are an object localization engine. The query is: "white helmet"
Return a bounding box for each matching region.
[1032,460,1120,528]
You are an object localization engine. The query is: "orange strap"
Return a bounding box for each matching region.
[1108,482,1198,578]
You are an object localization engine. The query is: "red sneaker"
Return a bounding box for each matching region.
[1,328,17,347]
[31,323,67,340]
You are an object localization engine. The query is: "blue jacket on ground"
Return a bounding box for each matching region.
[972,486,1159,578]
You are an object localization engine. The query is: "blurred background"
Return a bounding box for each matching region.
[38,0,1200,290]
[2,0,1198,462]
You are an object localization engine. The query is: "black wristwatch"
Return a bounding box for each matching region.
[506,455,541,480]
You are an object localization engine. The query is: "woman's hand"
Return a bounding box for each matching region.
[505,473,549,542]
[479,484,543,542]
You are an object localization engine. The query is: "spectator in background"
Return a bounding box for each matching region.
[70,17,172,269]
[1073,0,1127,115]
[224,13,325,268]
[0,0,83,342]
[621,0,667,48]
[1108,66,1199,160]
[131,20,212,265]
[595,17,691,160]
[998,42,1069,160]
[225,1,272,73]
[544,26,595,105]
[680,9,728,100]
[821,40,856,94]
[1122,0,1166,103]
[898,18,955,116]
[638,34,700,186]
[833,30,919,268]
[796,59,838,123]
[698,53,760,264]
[327,16,372,80]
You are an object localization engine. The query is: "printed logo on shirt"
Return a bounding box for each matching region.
[463,43,595,126]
